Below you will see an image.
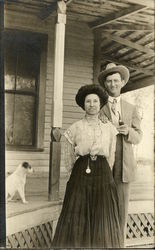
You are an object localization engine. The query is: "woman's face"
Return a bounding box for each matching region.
[84,94,100,115]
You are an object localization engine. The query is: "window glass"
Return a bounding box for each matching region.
[16,47,38,91]
[5,48,16,90]
[5,94,14,144]
[13,95,35,146]
[5,31,41,147]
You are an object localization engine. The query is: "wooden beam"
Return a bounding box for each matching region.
[39,1,57,20]
[122,76,154,93]
[93,30,102,84]
[124,0,154,9]
[102,32,154,56]
[48,129,61,201]
[53,1,66,127]
[39,0,73,20]
[89,5,147,29]
[65,0,73,4]
[48,1,66,201]
[101,55,154,76]
[100,23,153,31]
[118,50,154,64]
[0,0,6,247]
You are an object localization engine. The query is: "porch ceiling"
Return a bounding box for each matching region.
[5,0,155,92]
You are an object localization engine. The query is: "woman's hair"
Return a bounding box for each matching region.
[75,84,108,110]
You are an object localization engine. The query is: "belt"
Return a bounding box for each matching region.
[79,155,105,174]
[79,154,105,161]
[90,155,97,161]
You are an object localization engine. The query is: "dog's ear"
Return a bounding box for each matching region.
[22,162,29,169]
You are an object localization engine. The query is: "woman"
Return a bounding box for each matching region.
[52,84,123,248]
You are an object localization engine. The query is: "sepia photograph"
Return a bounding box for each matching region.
[0,0,154,249]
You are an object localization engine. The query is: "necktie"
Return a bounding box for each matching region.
[111,98,117,115]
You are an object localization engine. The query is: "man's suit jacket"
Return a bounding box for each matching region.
[99,99,143,183]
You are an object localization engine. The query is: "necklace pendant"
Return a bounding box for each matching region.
[86,165,91,174]
[86,157,91,174]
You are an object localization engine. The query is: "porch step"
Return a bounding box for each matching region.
[126,238,154,248]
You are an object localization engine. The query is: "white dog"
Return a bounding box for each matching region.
[6,162,34,204]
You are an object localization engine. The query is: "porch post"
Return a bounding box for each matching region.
[0,0,6,246]
[48,0,66,201]
[93,30,102,85]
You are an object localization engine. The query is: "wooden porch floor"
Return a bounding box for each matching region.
[6,196,154,219]
[6,194,154,249]
[6,167,154,248]
[7,195,54,218]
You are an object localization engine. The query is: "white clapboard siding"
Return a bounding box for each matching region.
[60,21,94,172]
[5,11,55,173]
[65,65,93,74]
[63,112,85,119]
[5,12,94,176]
[6,151,50,160]
[64,59,93,67]
[63,105,83,112]
[5,10,53,34]
[64,76,92,85]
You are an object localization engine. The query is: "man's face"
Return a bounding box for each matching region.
[104,72,125,97]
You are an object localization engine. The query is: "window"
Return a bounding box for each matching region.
[5,30,44,149]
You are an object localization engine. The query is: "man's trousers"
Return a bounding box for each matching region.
[113,134,130,247]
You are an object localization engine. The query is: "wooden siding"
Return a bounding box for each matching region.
[4,0,154,91]
[60,20,94,172]
[5,11,55,173]
[5,11,94,176]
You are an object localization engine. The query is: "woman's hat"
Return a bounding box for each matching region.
[98,63,130,87]
[75,84,108,110]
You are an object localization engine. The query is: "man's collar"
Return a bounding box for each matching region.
[108,95,121,103]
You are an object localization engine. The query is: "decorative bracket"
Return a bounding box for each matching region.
[51,127,62,142]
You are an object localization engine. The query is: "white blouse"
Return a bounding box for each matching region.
[63,117,118,173]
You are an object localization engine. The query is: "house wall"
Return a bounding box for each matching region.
[61,19,94,172]
[5,11,54,174]
[5,11,94,177]
[4,9,154,224]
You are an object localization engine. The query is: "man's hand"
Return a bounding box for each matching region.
[117,124,129,135]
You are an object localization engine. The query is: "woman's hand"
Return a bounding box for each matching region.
[90,143,100,155]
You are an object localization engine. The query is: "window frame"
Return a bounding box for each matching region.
[5,29,47,152]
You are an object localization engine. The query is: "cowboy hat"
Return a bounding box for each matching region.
[98,63,130,87]
[75,84,108,110]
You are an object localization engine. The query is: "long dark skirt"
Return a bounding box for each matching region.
[52,155,123,248]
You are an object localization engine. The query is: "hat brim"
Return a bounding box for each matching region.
[98,65,129,86]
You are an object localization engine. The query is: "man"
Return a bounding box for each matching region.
[98,63,142,247]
